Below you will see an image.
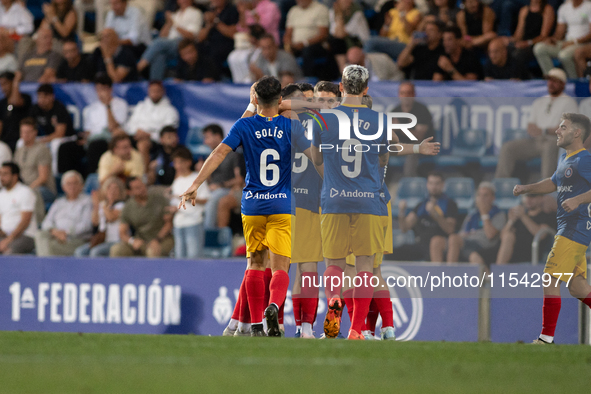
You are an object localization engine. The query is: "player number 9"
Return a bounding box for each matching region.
[260,149,280,186]
[341,139,362,178]
[292,152,308,173]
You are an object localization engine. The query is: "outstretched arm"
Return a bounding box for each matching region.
[395,137,441,156]
[513,178,556,196]
[179,143,233,209]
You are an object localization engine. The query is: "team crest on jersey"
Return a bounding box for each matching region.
[565,167,573,178]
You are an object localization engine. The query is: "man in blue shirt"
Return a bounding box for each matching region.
[514,113,591,344]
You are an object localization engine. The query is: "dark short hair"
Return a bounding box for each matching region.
[110,133,131,151]
[250,25,267,41]
[203,124,224,139]
[427,171,445,181]
[171,146,193,162]
[160,125,177,138]
[424,20,444,32]
[362,94,373,109]
[280,83,302,99]
[149,80,163,87]
[297,83,314,93]
[443,26,462,39]
[1,161,20,176]
[20,117,37,129]
[0,71,15,81]
[37,84,54,95]
[62,38,78,47]
[125,176,140,190]
[314,81,339,96]
[94,72,113,87]
[258,32,275,43]
[178,38,197,52]
[255,76,282,106]
[562,113,591,142]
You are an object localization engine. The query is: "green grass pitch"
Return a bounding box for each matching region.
[0,331,590,393]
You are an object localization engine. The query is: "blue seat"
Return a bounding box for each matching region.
[503,128,529,144]
[185,127,211,159]
[392,229,415,248]
[393,177,427,217]
[436,129,487,167]
[492,178,521,210]
[202,227,233,258]
[444,177,475,214]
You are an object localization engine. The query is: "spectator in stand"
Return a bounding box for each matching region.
[137,0,203,81]
[579,80,591,138]
[250,33,303,81]
[97,134,144,184]
[110,176,174,257]
[149,126,179,186]
[126,81,179,170]
[0,0,33,41]
[346,46,403,80]
[170,146,209,258]
[396,172,458,262]
[447,182,506,265]
[392,82,434,176]
[575,43,591,78]
[30,84,77,175]
[284,0,336,80]
[0,162,37,255]
[82,73,128,173]
[533,0,591,79]
[0,139,10,163]
[433,26,482,80]
[0,31,16,74]
[35,170,93,256]
[456,0,497,51]
[196,0,239,78]
[364,0,422,61]
[175,38,218,82]
[507,0,554,80]
[14,117,57,209]
[484,38,519,80]
[56,39,93,82]
[0,71,31,152]
[18,27,62,83]
[329,0,371,72]
[495,68,578,179]
[421,0,457,29]
[236,0,281,44]
[199,124,244,229]
[496,193,556,264]
[105,0,151,57]
[228,24,266,84]
[280,71,295,87]
[39,0,77,46]
[74,177,126,257]
[89,28,138,83]
[397,20,444,80]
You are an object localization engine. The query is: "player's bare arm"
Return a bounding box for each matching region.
[395,137,441,156]
[310,144,323,166]
[513,178,557,196]
[179,143,233,209]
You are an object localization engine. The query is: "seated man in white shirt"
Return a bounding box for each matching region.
[105,0,152,57]
[0,162,37,255]
[126,81,179,170]
[0,0,34,41]
[82,73,129,173]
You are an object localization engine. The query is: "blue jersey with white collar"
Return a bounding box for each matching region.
[223,114,310,215]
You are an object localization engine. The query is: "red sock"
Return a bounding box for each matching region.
[366,298,379,334]
[541,296,561,337]
[581,292,591,309]
[373,290,393,328]
[324,265,344,300]
[269,270,290,308]
[292,296,302,326]
[301,272,319,324]
[313,297,319,324]
[231,271,247,320]
[351,272,374,333]
[278,301,284,324]
[264,268,272,306]
[238,272,250,323]
[342,289,354,323]
[245,269,266,324]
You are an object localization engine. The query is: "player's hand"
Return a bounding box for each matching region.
[249,81,257,105]
[179,184,200,210]
[418,137,441,155]
[561,197,580,213]
[513,185,526,196]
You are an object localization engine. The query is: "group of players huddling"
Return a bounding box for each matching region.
[179,66,591,343]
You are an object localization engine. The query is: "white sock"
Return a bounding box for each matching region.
[296,325,301,332]
[262,319,268,332]
[302,323,313,336]
[237,322,251,332]
[539,334,553,343]
[227,318,238,330]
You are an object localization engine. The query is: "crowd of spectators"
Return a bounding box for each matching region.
[0,0,587,84]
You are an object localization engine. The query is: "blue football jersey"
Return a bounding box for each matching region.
[223,114,309,216]
[551,149,591,246]
[293,112,322,213]
[312,104,388,215]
